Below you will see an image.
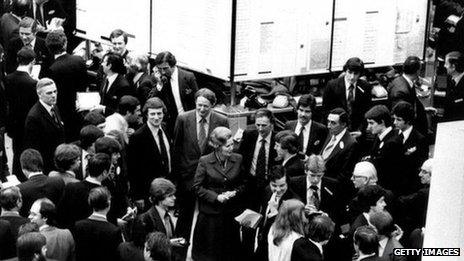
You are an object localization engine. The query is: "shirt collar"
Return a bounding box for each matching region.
[39,224,51,232]
[0,210,20,217]
[107,73,118,84]
[378,126,392,141]
[85,176,101,186]
[16,65,30,74]
[28,171,43,178]
[402,74,415,88]
[147,122,163,136]
[378,237,388,255]
[29,38,36,49]
[333,127,347,141]
[400,126,413,142]
[54,52,67,60]
[362,212,373,226]
[171,66,178,82]
[196,111,211,123]
[344,76,356,90]
[452,71,464,85]
[259,131,272,143]
[306,176,322,191]
[296,120,311,131]
[39,100,53,114]
[357,253,376,261]
[89,212,107,222]
[308,238,324,256]
[65,170,76,178]
[155,205,167,219]
[282,154,297,166]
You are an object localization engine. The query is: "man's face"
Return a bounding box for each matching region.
[351,174,368,189]
[126,105,142,125]
[444,56,455,76]
[160,193,176,208]
[270,176,288,197]
[147,108,164,128]
[327,114,345,135]
[156,62,174,81]
[19,26,35,46]
[255,116,272,138]
[196,96,212,118]
[345,69,360,85]
[307,170,324,186]
[419,165,431,185]
[28,201,46,227]
[38,84,57,106]
[297,105,312,126]
[372,196,387,213]
[366,119,383,135]
[111,35,126,55]
[102,56,111,74]
[393,115,408,132]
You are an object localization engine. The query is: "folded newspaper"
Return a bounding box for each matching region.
[235,209,263,229]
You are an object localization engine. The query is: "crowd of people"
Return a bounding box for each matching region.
[0,1,463,261]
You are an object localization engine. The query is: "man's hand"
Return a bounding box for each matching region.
[170,238,186,247]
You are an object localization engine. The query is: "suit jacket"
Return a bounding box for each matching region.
[6,36,51,76]
[49,53,88,141]
[0,213,28,258]
[285,120,328,155]
[443,76,464,122]
[370,129,404,193]
[73,215,122,261]
[322,77,372,131]
[400,128,428,194]
[321,130,358,181]
[283,155,305,178]
[100,74,136,116]
[57,180,101,229]
[173,110,228,191]
[4,71,38,140]
[17,174,65,217]
[290,176,340,221]
[193,152,246,214]
[23,102,66,174]
[0,219,15,259]
[41,226,75,261]
[0,12,20,49]
[379,238,407,261]
[388,76,428,135]
[128,124,172,200]
[291,237,323,261]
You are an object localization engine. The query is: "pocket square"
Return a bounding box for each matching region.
[48,10,55,15]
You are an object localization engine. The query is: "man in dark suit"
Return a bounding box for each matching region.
[0,0,29,49]
[392,102,429,194]
[128,98,172,208]
[73,187,122,261]
[322,57,372,134]
[16,149,64,217]
[365,105,404,194]
[0,186,29,256]
[23,77,65,174]
[252,165,299,261]
[388,56,428,136]
[274,131,305,178]
[152,51,198,134]
[57,153,110,229]
[0,219,15,259]
[4,47,37,181]
[97,52,135,116]
[172,88,228,246]
[443,51,464,121]
[5,17,51,77]
[291,214,335,261]
[285,94,328,155]
[46,30,87,141]
[353,226,382,261]
[238,108,278,210]
[289,155,340,222]
[320,108,358,182]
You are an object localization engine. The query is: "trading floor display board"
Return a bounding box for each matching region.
[76,0,151,53]
[331,0,429,71]
[151,0,233,80]
[234,0,333,81]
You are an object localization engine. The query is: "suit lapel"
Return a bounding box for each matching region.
[144,125,161,157]
[336,78,348,108]
[38,103,62,129]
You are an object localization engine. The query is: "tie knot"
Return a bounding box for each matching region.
[310,185,318,192]
[349,84,354,90]
[158,129,163,136]
[260,139,266,144]
[200,117,206,123]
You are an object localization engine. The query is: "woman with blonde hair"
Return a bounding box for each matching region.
[268,199,307,261]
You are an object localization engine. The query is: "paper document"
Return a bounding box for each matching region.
[76,92,101,111]
[235,209,263,229]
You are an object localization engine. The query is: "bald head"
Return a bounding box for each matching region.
[351,161,377,189]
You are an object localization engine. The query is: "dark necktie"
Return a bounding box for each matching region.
[255,139,267,178]
[161,80,178,121]
[35,4,44,26]
[347,84,355,115]
[298,126,305,152]
[398,132,405,144]
[102,79,109,95]
[50,107,60,125]
[198,117,207,153]
[164,212,173,239]
[158,129,169,174]
[310,185,320,209]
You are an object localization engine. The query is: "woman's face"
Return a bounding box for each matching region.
[219,138,234,158]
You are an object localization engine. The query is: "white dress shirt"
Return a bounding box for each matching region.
[148,124,171,173]
[170,66,184,114]
[196,111,211,141]
[295,120,311,153]
[106,73,118,92]
[250,132,272,176]
[399,126,413,144]
[344,77,356,100]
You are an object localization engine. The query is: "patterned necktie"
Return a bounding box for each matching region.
[309,185,320,209]
[158,129,169,174]
[50,107,60,125]
[198,117,207,153]
[255,139,267,177]
[347,84,355,115]
[321,135,336,160]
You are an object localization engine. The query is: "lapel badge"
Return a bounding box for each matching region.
[314,140,320,146]
[339,141,344,149]
[379,141,384,149]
